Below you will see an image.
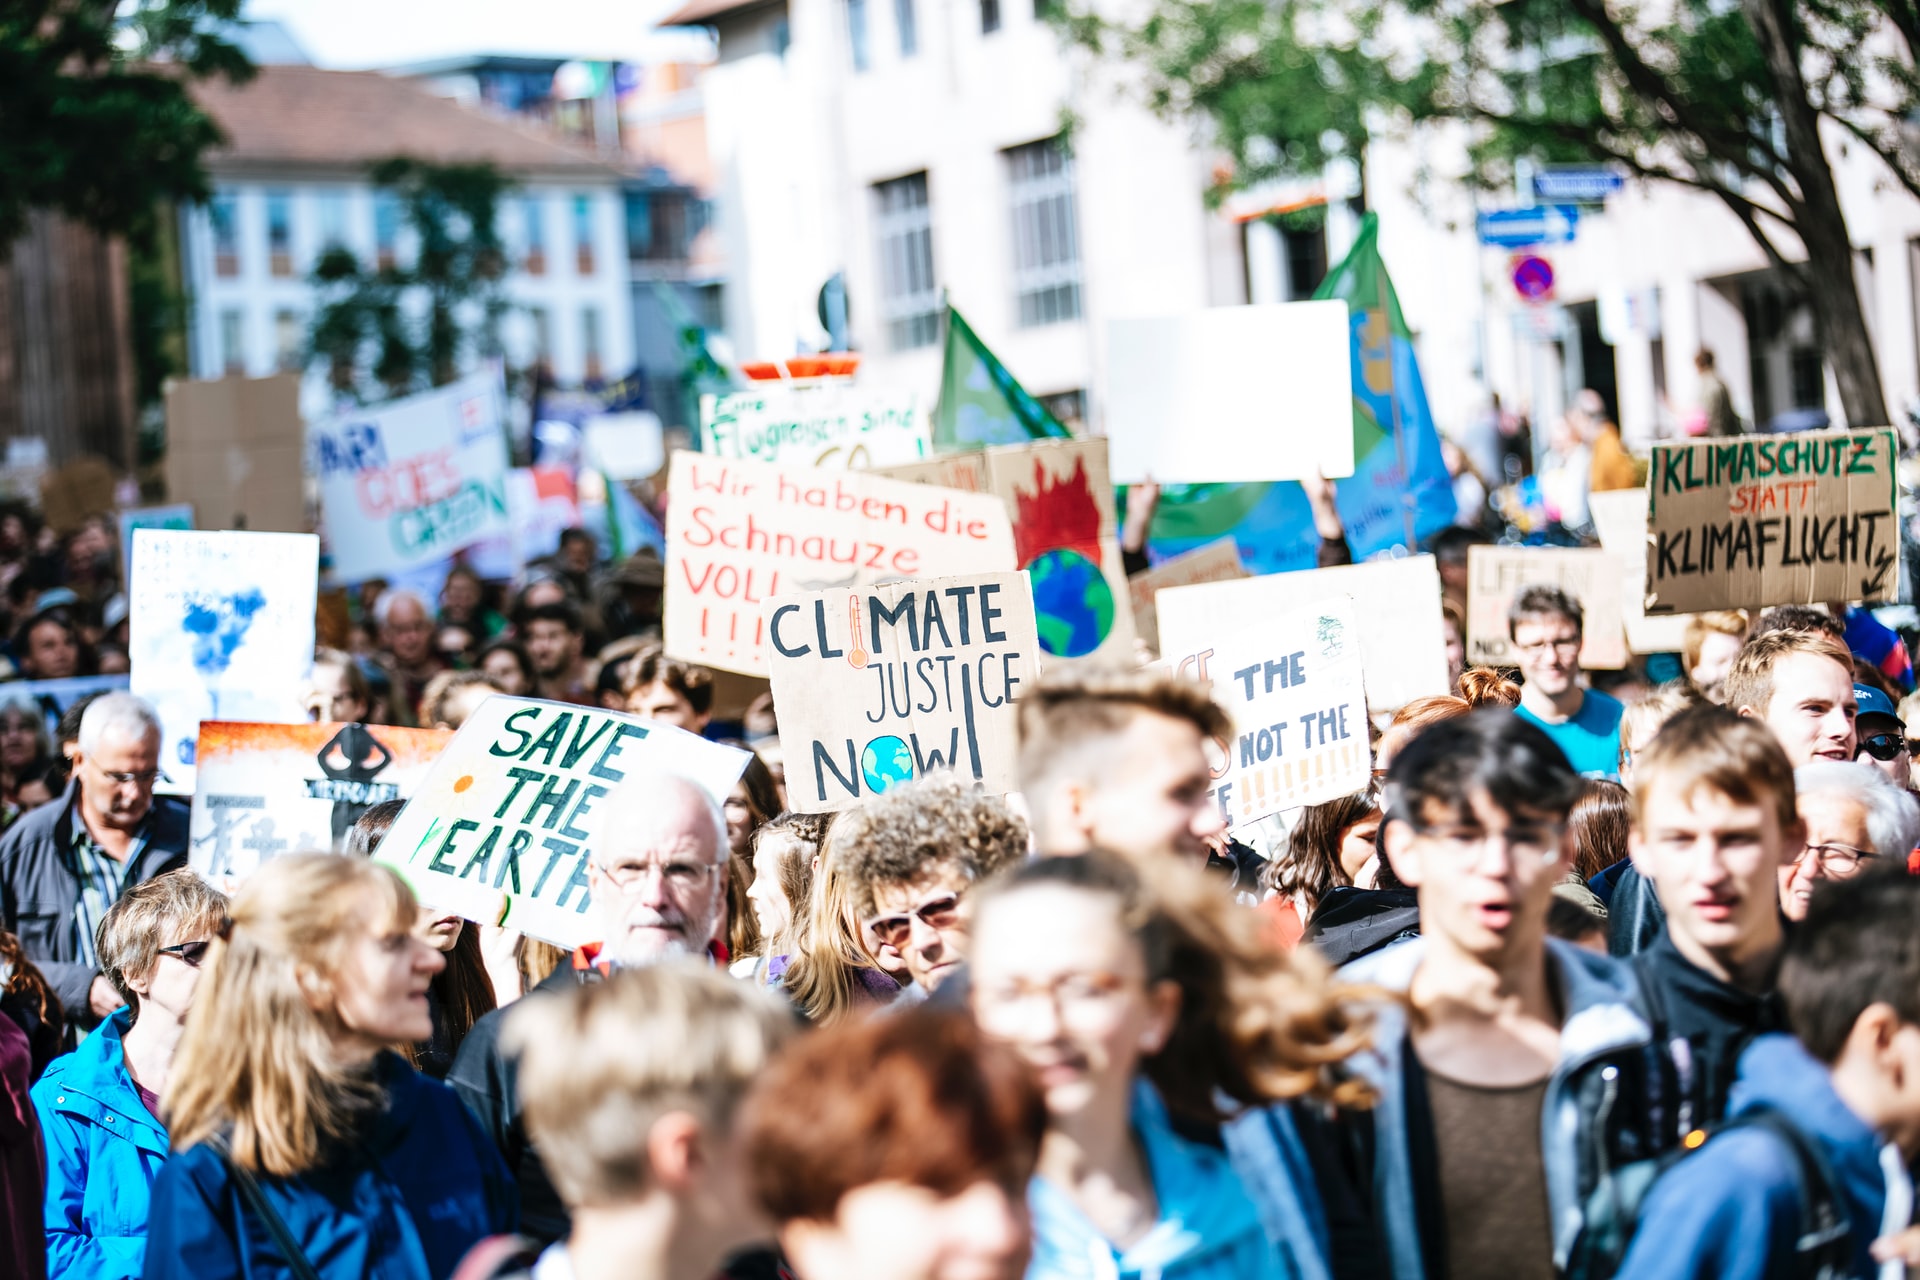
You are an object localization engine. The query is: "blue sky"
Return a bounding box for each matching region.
[242,0,713,68]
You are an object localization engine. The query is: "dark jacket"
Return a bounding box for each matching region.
[0,785,190,1020]
[0,1011,45,1280]
[1339,937,1672,1278]
[1605,865,1666,959]
[446,964,593,1245]
[1630,932,1783,1134]
[1617,1034,1893,1279]
[142,1052,516,1280]
[1302,888,1420,969]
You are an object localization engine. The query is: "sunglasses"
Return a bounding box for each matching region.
[864,892,963,950]
[1857,732,1910,763]
[158,940,211,967]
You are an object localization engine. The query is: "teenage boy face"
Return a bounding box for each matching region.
[1384,788,1569,959]
[1751,654,1856,766]
[1511,615,1582,698]
[1629,777,1800,970]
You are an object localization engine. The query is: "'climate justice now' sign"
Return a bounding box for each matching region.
[664,451,1016,676]
[1645,428,1899,614]
[766,572,1040,813]
[373,697,750,947]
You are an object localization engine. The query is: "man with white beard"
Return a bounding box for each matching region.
[448,772,731,1242]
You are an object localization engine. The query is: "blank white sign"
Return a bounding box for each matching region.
[1105,301,1354,485]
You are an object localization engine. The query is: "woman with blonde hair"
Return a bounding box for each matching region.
[143,854,516,1280]
[777,822,899,1023]
[970,850,1371,1280]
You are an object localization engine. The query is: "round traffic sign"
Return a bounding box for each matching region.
[1511,254,1555,301]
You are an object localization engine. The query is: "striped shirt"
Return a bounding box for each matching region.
[64,801,149,969]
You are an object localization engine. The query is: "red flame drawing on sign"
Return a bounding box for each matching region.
[1012,455,1103,566]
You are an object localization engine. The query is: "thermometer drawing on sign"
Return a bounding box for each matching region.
[847,596,869,669]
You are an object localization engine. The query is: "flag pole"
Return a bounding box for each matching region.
[1375,237,1419,553]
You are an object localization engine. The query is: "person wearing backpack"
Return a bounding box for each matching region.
[1615,865,1920,1279]
[1346,710,1669,1280]
[1624,706,1801,1134]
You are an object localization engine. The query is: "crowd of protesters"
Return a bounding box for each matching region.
[7,506,1920,1280]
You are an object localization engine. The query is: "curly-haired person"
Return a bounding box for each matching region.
[835,773,1028,997]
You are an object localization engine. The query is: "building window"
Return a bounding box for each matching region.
[530,307,552,366]
[210,194,240,278]
[1038,389,1085,431]
[273,309,304,373]
[981,0,1000,33]
[374,193,402,270]
[848,0,870,71]
[316,190,350,254]
[1005,137,1082,327]
[582,307,604,380]
[523,197,547,276]
[574,195,595,275]
[266,193,294,277]
[220,309,246,375]
[896,0,917,55]
[1281,221,1329,299]
[873,172,939,351]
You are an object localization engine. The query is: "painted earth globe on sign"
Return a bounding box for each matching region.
[1027,548,1115,658]
[860,735,916,794]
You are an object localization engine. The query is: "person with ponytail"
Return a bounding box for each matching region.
[144,854,516,1280]
[969,851,1375,1280]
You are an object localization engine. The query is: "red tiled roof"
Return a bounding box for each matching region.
[190,64,624,177]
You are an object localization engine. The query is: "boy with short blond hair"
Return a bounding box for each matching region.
[1723,629,1857,766]
[1628,704,1803,1130]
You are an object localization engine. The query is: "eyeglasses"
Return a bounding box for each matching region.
[96,767,164,786]
[158,940,211,967]
[1411,822,1565,866]
[979,971,1137,1015]
[1512,636,1582,655]
[599,859,720,894]
[1857,733,1909,763]
[1795,843,1878,874]
[864,892,964,950]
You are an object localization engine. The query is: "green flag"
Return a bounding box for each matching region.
[933,305,1071,451]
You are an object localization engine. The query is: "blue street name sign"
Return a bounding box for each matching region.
[1476,205,1580,248]
[1532,169,1625,203]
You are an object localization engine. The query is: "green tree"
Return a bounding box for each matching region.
[1058,0,1914,427]
[308,159,514,399]
[0,0,252,249]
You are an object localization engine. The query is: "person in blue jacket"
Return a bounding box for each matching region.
[1618,866,1920,1279]
[34,868,227,1279]
[142,853,516,1280]
[968,850,1375,1280]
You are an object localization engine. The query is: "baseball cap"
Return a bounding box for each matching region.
[1853,683,1905,728]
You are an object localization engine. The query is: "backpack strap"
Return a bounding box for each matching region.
[208,1134,324,1280]
[1719,1107,1852,1271]
[450,1234,545,1280]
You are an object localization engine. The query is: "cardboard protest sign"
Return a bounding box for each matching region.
[664,451,1017,676]
[162,374,305,533]
[117,504,193,578]
[1466,546,1626,669]
[0,675,129,736]
[1165,596,1370,827]
[39,456,117,535]
[129,529,318,795]
[702,384,930,469]
[1645,428,1899,614]
[310,371,512,582]
[1156,556,1449,711]
[766,571,1040,813]
[877,454,988,492]
[372,697,751,947]
[1128,539,1248,654]
[1105,301,1355,484]
[883,439,1134,662]
[190,722,452,881]
[1588,489,1693,654]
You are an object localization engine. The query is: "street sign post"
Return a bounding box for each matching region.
[1532,168,1626,203]
[1510,254,1555,301]
[1476,205,1580,248]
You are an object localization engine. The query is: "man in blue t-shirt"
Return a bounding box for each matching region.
[1509,584,1624,778]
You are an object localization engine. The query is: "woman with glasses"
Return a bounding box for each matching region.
[1780,759,1920,921]
[31,868,226,1279]
[144,854,516,1280]
[969,851,1374,1280]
